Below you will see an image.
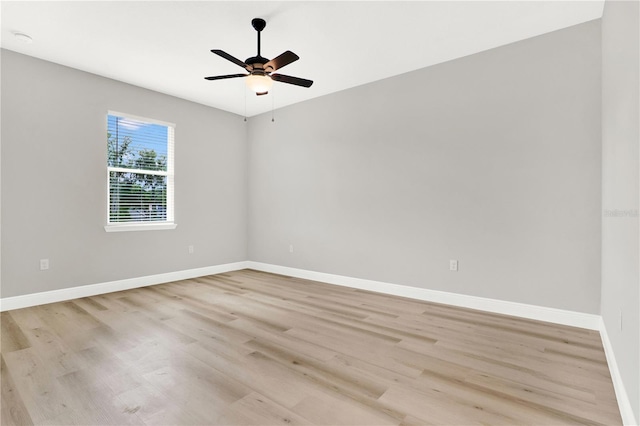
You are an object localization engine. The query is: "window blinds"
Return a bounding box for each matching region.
[107,112,175,224]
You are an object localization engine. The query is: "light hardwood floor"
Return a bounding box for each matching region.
[1,269,622,425]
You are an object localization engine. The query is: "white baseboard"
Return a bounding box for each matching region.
[1,260,602,329]
[246,261,602,330]
[600,318,638,426]
[0,259,604,331]
[0,261,249,312]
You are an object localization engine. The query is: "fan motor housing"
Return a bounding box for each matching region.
[245,56,269,66]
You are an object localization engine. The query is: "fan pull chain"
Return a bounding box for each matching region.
[244,82,248,122]
[271,89,275,122]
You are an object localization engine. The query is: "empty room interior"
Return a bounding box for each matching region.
[1,1,639,425]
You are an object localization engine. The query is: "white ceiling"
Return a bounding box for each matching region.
[1,1,604,117]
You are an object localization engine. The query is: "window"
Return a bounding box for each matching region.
[105,111,175,232]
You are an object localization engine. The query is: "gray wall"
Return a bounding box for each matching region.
[2,21,605,315]
[1,50,248,298]
[601,0,640,421]
[248,20,602,314]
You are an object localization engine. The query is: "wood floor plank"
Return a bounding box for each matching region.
[378,384,519,425]
[2,347,77,423]
[217,391,313,425]
[21,325,88,378]
[230,318,339,362]
[394,337,602,402]
[1,312,31,353]
[1,355,33,426]
[54,369,144,425]
[465,371,621,424]
[0,269,623,425]
[292,392,400,426]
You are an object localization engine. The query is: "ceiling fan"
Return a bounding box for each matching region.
[205,18,313,96]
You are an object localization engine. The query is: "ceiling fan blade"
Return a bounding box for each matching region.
[211,49,252,71]
[264,51,299,72]
[271,73,313,88]
[204,74,247,81]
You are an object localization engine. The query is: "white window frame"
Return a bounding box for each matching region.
[104,111,176,232]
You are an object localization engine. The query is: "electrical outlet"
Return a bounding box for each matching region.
[289,244,294,253]
[40,259,49,270]
[188,245,194,254]
[449,259,458,272]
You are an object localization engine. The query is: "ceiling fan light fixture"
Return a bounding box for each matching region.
[205,18,312,95]
[246,73,273,95]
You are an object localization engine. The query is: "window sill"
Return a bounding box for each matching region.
[104,223,177,233]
